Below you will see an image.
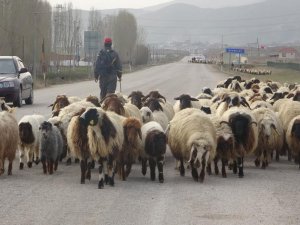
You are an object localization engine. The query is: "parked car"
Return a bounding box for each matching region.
[0,56,33,107]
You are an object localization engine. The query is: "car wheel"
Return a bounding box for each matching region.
[13,89,22,107]
[25,87,34,105]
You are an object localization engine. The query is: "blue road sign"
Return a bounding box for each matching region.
[226,48,245,54]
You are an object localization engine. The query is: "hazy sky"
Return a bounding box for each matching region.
[48,0,264,10]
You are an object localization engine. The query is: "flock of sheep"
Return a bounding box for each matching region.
[1,75,300,188]
[232,67,272,75]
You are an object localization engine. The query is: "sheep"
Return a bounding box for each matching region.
[250,101,274,110]
[173,94,200,113]
[49,95,82,116]
[140,121,167,183]
[0,103,19,175]
[286,115,300,169]
[80,107,142,187]
[143,99,169,130]
[252,108,284,168]
[220,107,258,177]
[209,115,235,178]
[49,99,97,164]
[124,103,143,123]
[167,108,217,182]
[39,121,63,174]
[18,114,45,169]
[143,91,174,121]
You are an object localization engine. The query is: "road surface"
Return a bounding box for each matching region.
[1,58,300,225]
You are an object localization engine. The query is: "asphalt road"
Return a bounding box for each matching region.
[1,58,300,225]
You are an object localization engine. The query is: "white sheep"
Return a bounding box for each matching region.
[167,108,217,182]
[18,114,45,169]
[252,108,284,168]
[0,105,19,175]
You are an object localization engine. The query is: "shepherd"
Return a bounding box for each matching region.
[94,37,122,100]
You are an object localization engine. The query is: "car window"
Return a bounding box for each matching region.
[0,59,17,74]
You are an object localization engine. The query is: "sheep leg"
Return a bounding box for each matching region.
[141,158,147,176]
[199,157,206,183]
[98,163,104,189]
[8,160,13,176]
[34,145,40,165]
[298,152,300,169]
[288,149,292,162]
[190,162,198,182]
[86,159,92,181]
[75,158,80,164]
[80,160,87,184]
[206,162,212,175]
[254,158,260,167]
[107,154,115,186]
[232,160,237,174]
[0,160,4,175]
[66,147,72,166]
[157,156,164,183]
[149,158,156,181]
[275,149,280,162]
[179,159,185,176]
[237,157,244,178]
[42,159,47,174]
[26,150,33,168]
[103,159,109,185]
[221,159,227,178]
[214,156,219,175]
[261,150,267,169]
[19,148,25,170]
[49,159,54,175]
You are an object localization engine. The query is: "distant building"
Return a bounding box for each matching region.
[278,48,298,60]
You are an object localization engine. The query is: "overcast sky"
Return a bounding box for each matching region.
[47,0,265,10]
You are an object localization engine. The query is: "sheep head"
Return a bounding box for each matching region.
[19,122,35,144]
[143,91,166,103]
[80,108,99,127]
[140,107,153,124]
[128,91,144,109]
[174,94,198,110]
[144,130,167,157]
[86,95,100,107]
[144,98,163,112]
[123,118,142,146]
[39,121,53,139]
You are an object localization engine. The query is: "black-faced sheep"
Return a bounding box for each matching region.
[18,114,45,169]
[220,107,258,177]
[0,102,19,175]
[173,94,200,113]
[167,108,217,182]
[39,121,63,174]
[143,99,169,130]
[286,115,300,168]
[128,91,145,109]
[140,121,167,183]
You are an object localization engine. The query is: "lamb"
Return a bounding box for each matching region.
[18,114,45,169]
[286,115,300,169]
[167,108,217,182]
[252,108,284,168]
[140,121,167,183]
[220,107,258,177]
[39,121,63,174]
[0,102,19,175]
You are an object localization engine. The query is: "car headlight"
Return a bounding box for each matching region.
[0,81,15,88]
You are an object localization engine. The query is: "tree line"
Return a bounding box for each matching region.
[0,0,149,74]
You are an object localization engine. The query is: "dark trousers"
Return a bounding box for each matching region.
[99,75,117,100]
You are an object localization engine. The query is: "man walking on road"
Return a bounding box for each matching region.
[94,37,122,100]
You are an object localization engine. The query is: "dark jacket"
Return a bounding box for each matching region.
[94,47,122,79]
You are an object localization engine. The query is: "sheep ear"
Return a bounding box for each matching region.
[174,97,180,100]
[240,97,251,108]
[158,94,166,102]
[190,97,199,101]
[128,94,132,98]
[48,103,54,107]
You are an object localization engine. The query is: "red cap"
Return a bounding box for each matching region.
[104,37,112,44]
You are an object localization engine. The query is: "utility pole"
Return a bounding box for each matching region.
[33,12,37,81]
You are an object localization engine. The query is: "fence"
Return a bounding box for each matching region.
[267,61,300,71]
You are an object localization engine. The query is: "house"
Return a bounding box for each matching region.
[278,48,298,60]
